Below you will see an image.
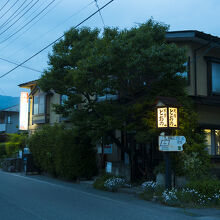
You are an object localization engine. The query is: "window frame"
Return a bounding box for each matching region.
[206,56,220,96]
[7,115,11,124]
[204,129,220,156]
[33,93,46,115]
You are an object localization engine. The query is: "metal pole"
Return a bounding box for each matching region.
[164,152,172,189]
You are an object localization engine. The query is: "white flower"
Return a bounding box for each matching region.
[104,177,125,190]
[141,181,158,190]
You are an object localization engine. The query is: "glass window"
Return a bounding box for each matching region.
[215,130,220,155]
[34,96,39,115]
[212,63,220,93]
[39,95,45,114]
[204,129,211,155]
[7,115,11,124]
[204,129,220,156]
[33,94,45,115]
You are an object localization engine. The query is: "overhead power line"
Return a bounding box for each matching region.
[0,0,28,30]
[0,0,55,42]
[0,0,40,37]
[94,0,105,27]
[0,0,35,31]
[0,0,114,79]
[0,0,10,14]
[0,0,64,53]
[0,56,43,73]
[0,0,21,20]
[2,0,93,56]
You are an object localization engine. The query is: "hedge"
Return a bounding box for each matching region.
[28,124,97,180]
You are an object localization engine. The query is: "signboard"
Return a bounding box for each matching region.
[157,107,179,129]
[157,107,168,128]
[104,144,113,154]
[19,92,29,130]
[159,136,186,151]
[23,147,31,154]
[169,108,178,128]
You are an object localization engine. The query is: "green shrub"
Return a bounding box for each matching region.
[139,191,155,201]
[138,179,220,207]
[93,173,114,190]
[28,126,56,175]
[28,124,97,180]
[161,185,220,208]
[5,133,27,157]
[0,143,6,158]
[186,179,220,198]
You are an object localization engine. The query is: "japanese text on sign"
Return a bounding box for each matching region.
[169,107,178,128]
[157,107,168,128]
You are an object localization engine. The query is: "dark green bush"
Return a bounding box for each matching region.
[93,173,114,190]
[5,133,27,157]
[0,143,6,158]
[186,179,220,198]
[28,124,97,180]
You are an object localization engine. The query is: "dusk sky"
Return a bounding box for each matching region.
[0,0,220,97]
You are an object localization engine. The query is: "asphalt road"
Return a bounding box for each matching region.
[0,170,219,220]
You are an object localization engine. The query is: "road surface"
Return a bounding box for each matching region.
[0,170,219,220]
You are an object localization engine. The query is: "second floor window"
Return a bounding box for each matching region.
[206,57,220,95]
[211,62,220,94]
[7,115,11,124]
[33,94,45,115]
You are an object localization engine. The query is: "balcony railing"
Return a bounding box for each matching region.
[0,124,6,132]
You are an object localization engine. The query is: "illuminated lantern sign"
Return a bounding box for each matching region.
[19,92,29,130]
[157,107,168,128]
[169,107,178,128]
[157,107,179,129]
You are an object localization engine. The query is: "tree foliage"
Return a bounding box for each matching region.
[38,20,211,180]
[39,19,190,148]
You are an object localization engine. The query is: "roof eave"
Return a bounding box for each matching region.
[166,30,220,48]
[18,79,38,88]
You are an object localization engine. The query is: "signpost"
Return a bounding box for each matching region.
[159,136,186,152]
[156,97,186,189]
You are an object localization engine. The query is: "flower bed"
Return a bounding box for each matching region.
[104,177,126,192]
[140,180,220,208]
[93,174,126,192]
